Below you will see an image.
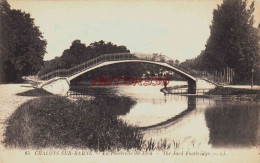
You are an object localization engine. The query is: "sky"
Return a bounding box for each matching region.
[8,0,260,62]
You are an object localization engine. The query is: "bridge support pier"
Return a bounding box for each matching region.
[40,78,70,96]
[188,80,196,94]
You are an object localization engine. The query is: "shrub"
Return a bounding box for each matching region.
[3,96,144,151]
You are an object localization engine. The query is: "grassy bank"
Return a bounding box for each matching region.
[206,87,260,95]
[206,87,260,101]
[3,96,143,151]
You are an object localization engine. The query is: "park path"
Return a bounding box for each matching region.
[0,84,35,150]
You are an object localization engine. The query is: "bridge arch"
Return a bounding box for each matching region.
[38,53,197,95]
[68,60,196,82]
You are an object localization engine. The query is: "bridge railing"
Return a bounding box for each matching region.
[39,53,135,80]
[38,53,197,81]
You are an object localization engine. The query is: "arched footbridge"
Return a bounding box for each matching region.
[37,53,197,95]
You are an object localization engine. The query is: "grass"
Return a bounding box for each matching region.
[16,88,53,96]
[142,138,180,151]
[3,96,143,151]
[206,87,260,95]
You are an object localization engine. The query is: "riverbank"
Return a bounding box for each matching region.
[0,84,161,152]
[0,83,189,152]
[207,86,260,95]
[206,87,260,101]
[162,85,260,101]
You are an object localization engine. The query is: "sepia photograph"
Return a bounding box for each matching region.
[0,0,260,162]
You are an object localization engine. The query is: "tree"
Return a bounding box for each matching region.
[39,39,173,81]
[39,40,130,75]
[64,40,88,67]
[204,0,260,83]
[179,50,207,70]
[175,60,180,65]
[0,0,47,82]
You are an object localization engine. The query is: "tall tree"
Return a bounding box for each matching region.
[0,0,47,82]
[204,0,260,83]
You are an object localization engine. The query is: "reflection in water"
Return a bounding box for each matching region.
[143,97,215,149]
[70,82,260,148]
[140,96,196,130]
[205,102,260,147]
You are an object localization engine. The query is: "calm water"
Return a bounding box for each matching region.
[70,81,260,148]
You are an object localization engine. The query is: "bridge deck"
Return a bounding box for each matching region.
[39,53,197,84]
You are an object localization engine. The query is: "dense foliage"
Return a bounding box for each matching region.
[179,50,207,71]
[40,40,130,75]
[180,0,260,84]
[205,0,260,81]
[0,0,47,82]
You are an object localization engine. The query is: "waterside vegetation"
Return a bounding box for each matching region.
[3,96,143,151]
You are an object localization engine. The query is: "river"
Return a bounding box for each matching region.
[70,81,260,149]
